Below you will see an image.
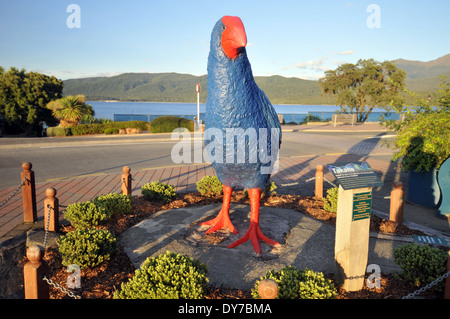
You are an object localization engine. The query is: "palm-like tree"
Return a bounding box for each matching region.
[47,95,94,127]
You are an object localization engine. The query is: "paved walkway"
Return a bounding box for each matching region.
[1,123,448,245]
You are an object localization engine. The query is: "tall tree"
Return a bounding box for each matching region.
[0,67,63,135]
[318,59,406,122]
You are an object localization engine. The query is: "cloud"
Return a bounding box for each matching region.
[283,57,328,70]
[335,50,356,55]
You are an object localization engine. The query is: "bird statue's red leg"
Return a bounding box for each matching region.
[228,188,280,255]
[200,185,238,234]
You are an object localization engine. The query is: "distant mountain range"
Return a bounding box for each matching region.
[63,54,450,104]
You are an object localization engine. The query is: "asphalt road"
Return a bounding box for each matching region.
[0,130,394,188]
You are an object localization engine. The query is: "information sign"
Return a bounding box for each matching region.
[352,192,372,221]
[328,161,384,190]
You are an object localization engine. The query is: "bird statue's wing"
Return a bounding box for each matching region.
[257,87,282,147]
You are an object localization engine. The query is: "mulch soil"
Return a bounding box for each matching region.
[30,192,446,299]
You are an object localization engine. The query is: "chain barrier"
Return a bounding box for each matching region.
[42,275,81,299]
[304,176,338,188]
[42,204,52,250]
[40,205,81,299]
[0,177,28,208]
[402,269,450,299]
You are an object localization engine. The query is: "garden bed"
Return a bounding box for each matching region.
[36,192,444,299]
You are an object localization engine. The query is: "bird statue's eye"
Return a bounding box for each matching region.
[222,26,226,30]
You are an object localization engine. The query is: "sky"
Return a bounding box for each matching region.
[0,0,449,81]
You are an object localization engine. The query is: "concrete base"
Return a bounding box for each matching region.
[119,203,406,290]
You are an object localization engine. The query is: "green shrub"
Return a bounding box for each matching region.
[252,266,337,299]
[244,181,278,198]
[58,228,117,269]
[92,193,133,216]
[297,268,338,299]
[393,243,448,291]
[114,251,209,299]
[70,121,149,136]
[64,201,110,229]
[196,176,222,197]
[322,187,338,213]
[141,181,176,203]
[104,127,119,134]
[150,116,194,133]
[46,126,72,137]
[70,123,105,135]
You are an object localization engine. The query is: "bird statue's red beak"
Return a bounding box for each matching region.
[221,16,247,59]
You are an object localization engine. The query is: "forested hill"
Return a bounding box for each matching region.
[63,72,336,104]
[63,54,450,104]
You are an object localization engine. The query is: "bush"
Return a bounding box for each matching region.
[141,181,176,203]
[64,201,110,229]
[92,193,133,216]
[70,121,149,136]
[114,251,209,299]
[104,127,119,134]
[58,228,117,269]
[150,116,194,133]
[297,268,338,299]
[322,187,338,213]
[46,126,72,137]
[243,181,278,198]
[252,266,337,299]
[393,243,448,291]
[196,176,223,197]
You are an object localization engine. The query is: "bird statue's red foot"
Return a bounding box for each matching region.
[228,188,280,256]
[200,185,238,234]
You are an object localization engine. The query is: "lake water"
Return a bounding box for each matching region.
[88,101,392,123]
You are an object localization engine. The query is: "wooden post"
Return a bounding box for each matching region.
[258,279,278,299]
[21,162,37,223]
[334,186,372,291]
[44,188,59,232]
[445,255,450,299]
[24,245,49,299]
[315,165,324,199]
[389,181,404,225]
[121,166,132,196]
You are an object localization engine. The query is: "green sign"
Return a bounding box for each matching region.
[352,192,372,221]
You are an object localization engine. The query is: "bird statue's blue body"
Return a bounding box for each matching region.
[201,16,282,255]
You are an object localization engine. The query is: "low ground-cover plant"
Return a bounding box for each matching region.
[92,193,133,216]
[196,175,223,197]
[64,201,110,229]
[141,181,176,203]
[58,228,117,269]
[252,266,337,299]
[114,251,208,299]
[393,243,448,291]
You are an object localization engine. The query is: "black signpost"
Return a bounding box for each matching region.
[328,161,384,190]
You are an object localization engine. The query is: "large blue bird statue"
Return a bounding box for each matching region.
[201,16,282,255]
